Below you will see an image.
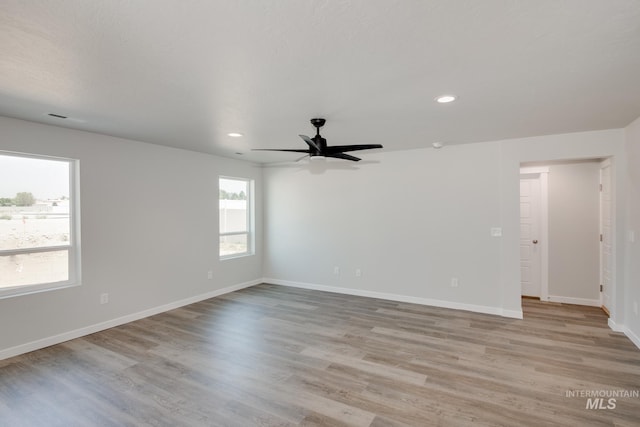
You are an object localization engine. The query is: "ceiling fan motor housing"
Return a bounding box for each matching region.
[311,136,327,155]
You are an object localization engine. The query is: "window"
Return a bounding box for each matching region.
[219,176,253,258]
[0,152,80,298]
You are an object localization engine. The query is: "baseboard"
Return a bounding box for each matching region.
[608,317,624,332]
[0,279,261,361]
[502,309,524,319]
[607,318,640,350]
[547,295,601,307]
[264,278,523,319]
[623,326,640,350]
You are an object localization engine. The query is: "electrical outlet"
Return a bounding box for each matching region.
[100,293,109,304]
[334,266,340,275]
[491,227,503,237]
[207,270,213,279]
[451,277,459,288]
[355,268,362,277]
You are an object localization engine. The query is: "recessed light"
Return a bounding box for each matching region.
[435,95,456,103]
[227,132,243,137]
[432,142,444,149]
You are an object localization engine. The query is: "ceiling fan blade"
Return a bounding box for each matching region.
[295,154,310,162]
[324,153,361,162]
[252,149,311,153]
[325,144,383,154]
[299,135,320,151]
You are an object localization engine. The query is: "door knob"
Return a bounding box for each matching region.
[533,239,539,244]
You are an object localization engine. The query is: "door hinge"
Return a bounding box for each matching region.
[600,284,603,292]
[600,234,603,242]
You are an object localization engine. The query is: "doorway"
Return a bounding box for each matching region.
[520,160,611,310]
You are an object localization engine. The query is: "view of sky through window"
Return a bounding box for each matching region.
[0,154,69,200]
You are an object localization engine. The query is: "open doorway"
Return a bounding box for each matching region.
[520,159,612,314]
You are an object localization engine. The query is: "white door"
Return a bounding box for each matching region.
[520,176,542,297]
[600,161,612,312]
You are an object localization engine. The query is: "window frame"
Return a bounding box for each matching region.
[219,175,254,260]
[0,151,81,299]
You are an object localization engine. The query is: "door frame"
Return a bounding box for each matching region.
[520,167,549,301]
[599,158,612,313]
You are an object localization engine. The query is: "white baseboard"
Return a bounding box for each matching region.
[608,317,624,332]
[607,318,640,350]
[547,295,602,307]
[623,326,640,350]
[502,309,524,319]
[0,279,261,361]
[264,278,523,319]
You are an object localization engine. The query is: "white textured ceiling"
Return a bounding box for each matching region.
[1,1,640,162]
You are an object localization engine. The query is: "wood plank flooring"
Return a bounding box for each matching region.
[1,284,639,426]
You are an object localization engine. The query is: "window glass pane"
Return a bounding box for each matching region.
[0,215,70,250]
[0,155,70,250]
[219,178,247,233]
[0,250,69,289]
[219,176,253,259]
[0,152,77,297]
[220,234,247,257]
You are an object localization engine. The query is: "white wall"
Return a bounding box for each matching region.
[0,116,263,357]
[624,116,640,345]
[264,128,628,320]
[547,161,601,302]
[264,142,507,315]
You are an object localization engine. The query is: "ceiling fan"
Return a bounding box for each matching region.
[253,118,383,161]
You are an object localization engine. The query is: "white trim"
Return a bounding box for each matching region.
[608,317,624,332]
[623,326,640,349]
[608,157,618,329]
[501,309,524,319]
[538,171,549,301]
[70,158,82,292]
[607,317,640,348]
[0,279,261,361]
[265,278,523,319]
[599,159,612,315]
[547,295,602,307]
[520,166,550,174]
[607,319,640,350]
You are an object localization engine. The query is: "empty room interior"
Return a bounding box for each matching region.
[1,1,640,426]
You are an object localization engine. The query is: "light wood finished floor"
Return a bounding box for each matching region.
[1,284,639,426]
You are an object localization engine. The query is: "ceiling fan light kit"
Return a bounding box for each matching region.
[253,118,383,162]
